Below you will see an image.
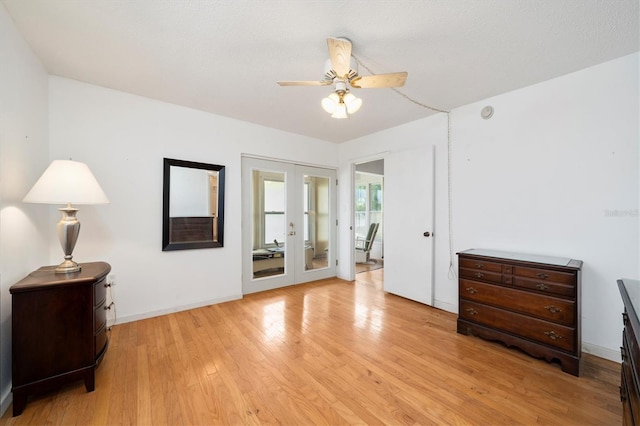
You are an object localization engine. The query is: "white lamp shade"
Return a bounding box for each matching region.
[23,160,110,205]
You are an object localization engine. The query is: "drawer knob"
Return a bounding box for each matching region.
[544,305,561,314]
[466,287,478,294]
[543,330,563,340]
[474,272,484,278]
[536,283,549,291]
[475,263,484,269]
[621,346,627,361]
[536,272,549,279]
[465,308,478,316]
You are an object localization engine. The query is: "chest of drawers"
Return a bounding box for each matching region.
[457,249,582,376]
[10,262,111,416]
[618,278,639,425]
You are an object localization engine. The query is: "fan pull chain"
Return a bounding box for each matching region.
[353,54,457,279]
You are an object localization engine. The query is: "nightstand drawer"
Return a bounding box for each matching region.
[94,278,107,307]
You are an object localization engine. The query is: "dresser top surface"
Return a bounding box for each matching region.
[458,249,579,268]
[619,278,640,317]
[10,262,111,293]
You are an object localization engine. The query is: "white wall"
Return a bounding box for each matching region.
[48,77,338,324]
[338,52,640,361]
[0,4,50,414]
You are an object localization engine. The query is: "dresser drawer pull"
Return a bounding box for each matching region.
[622,312,628,325]
[543,330,563,340]
[474,272,484,278]
[536,273,549,279]
[465,287,478,294]
[621,346,627,362]
[536,283,549,291]
[475,263,484,269]
[465,308,478,316]
[544,305,561,314]
[620,385,627,402]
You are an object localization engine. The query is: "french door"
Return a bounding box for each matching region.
[242,157,337,294]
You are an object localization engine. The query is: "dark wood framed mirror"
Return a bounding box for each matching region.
[162,158,225,251]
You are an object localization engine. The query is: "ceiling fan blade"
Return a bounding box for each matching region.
[327,37,352,79]
[350,72,408,89]
[277,80,333,86]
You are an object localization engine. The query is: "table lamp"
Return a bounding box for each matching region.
[23,160,110,273]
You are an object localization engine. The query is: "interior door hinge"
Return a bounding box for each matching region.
[335,179,338,186]
[336,219,338,226]
[336,259,338,266]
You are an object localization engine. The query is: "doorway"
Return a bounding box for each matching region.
[242,157,337,294]
[354,159,384,275]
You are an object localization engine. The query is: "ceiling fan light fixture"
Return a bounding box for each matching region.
[343,92,362,114]
[322,90,361,118]
[321,92,341,113]
[331,102,349,119]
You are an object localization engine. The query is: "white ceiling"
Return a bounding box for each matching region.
[3,0,638,143]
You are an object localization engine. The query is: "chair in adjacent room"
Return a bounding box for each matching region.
[355,222,379,264]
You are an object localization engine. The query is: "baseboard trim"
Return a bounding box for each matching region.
[433,299,457,314]
[112,294,243,326]
[582,342,621,363]
[1,391,12,418]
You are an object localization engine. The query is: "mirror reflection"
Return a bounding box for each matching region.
[250,169,329,278]
[162,158,225,251]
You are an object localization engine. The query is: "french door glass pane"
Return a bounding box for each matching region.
[303,175,329,270]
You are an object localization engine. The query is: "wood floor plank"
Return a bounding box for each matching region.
[1,270,622,425]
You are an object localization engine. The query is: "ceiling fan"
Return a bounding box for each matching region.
[277,37,408,118]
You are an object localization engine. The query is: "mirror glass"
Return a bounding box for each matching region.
[162,158,225,251]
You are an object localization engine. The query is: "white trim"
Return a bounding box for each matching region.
[241,153,337,171]
[433,299,457,314]
[582,341,621,363]
[112,294,242,325]
[1,392,11,418]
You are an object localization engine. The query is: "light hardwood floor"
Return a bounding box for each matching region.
[2,269,622,425]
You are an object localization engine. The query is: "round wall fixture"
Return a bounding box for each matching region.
[481,106,494,119]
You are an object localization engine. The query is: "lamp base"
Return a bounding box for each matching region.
[55,259,81,274]
[56,204,81,274]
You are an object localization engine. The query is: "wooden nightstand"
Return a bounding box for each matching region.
[10,262,111,416]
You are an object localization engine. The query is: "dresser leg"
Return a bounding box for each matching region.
[12,391,27,416]
[83,371,95,392]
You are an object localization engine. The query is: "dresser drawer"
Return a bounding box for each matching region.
[459,258,504,273]
[513,276,575,297]
[459,268,503,284]
[622,330,640,424]
[513,266,575,285]
[94,278,107,307]
[95,328,108,357]
[459,300,576,352]
[460,279,575,325]
[95,301,107,333]
[624,311,639,377]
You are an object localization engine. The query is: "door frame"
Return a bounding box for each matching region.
[241,155,337,294]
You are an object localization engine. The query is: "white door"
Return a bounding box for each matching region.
[383,146,435,305]
[242,157,337,294]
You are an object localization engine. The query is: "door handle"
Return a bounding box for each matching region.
[423,231,431,237]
